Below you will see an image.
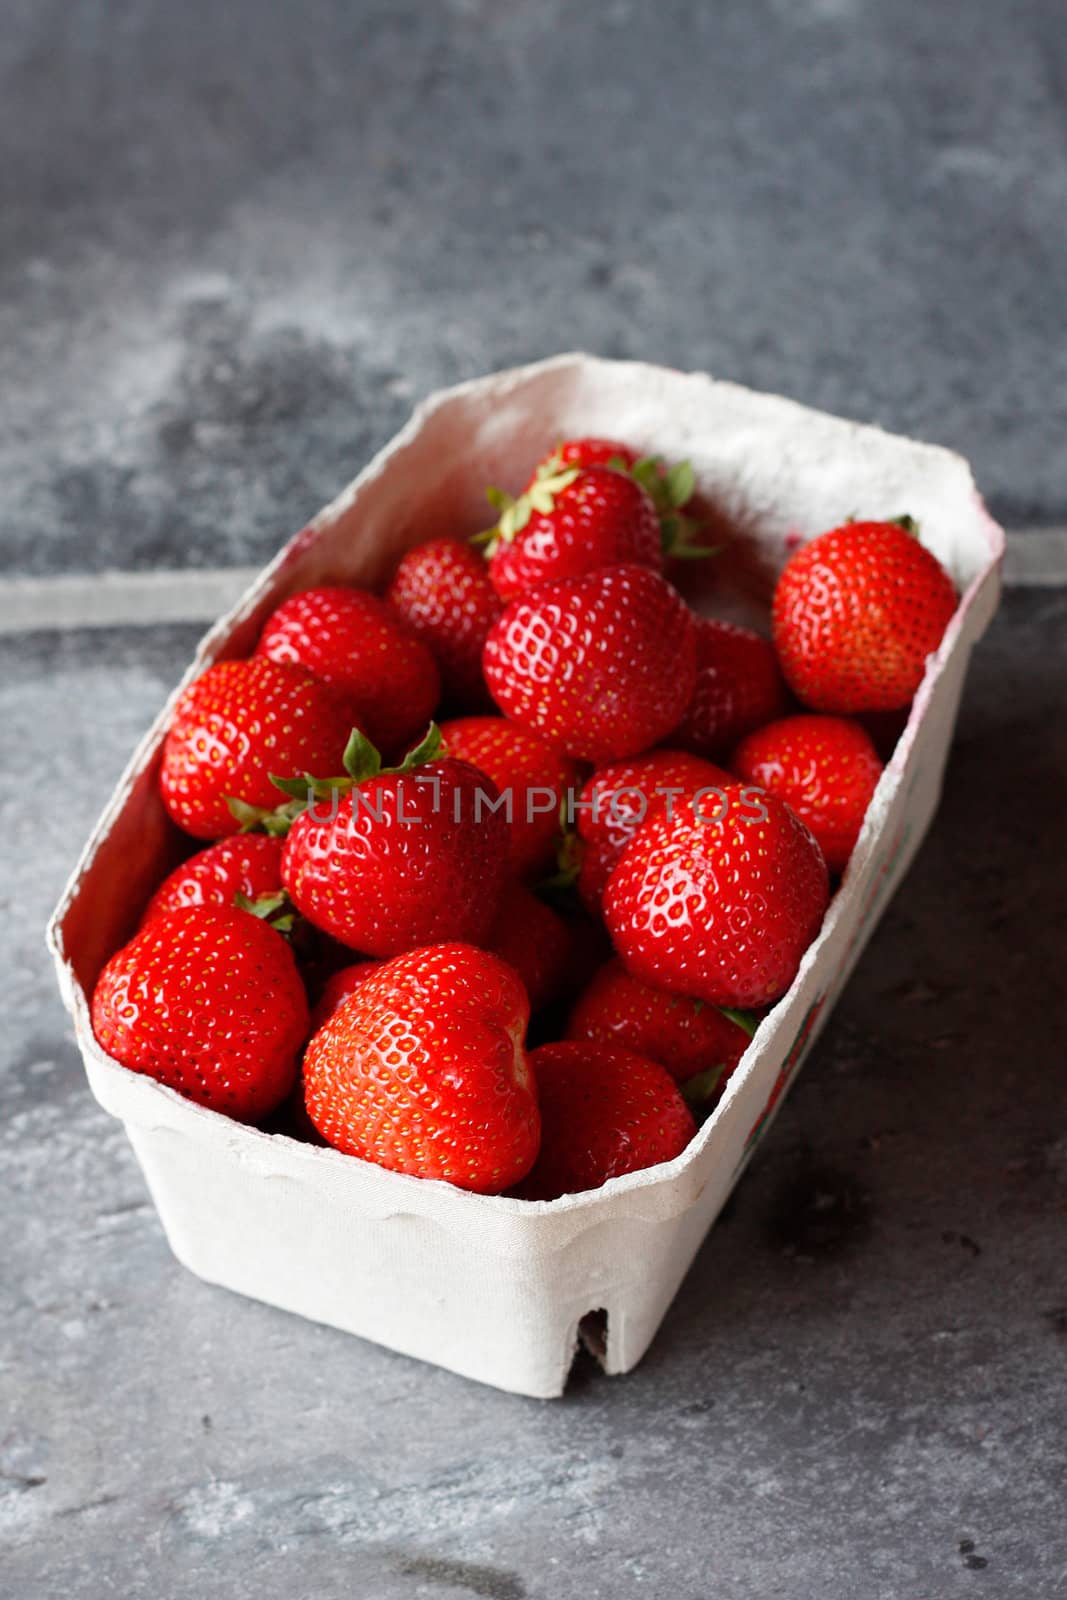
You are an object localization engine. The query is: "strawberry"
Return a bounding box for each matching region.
[532,442,707,564]
[772,518,958,712]
[279,728,509,956]
[483,564,698,763]
[256,586,440,752]
[536,437,638,474]
[515,1042,695,1201]
[484,883,572,1012]
[572,748,733,911]
[438,716,580,880]
[604,784,830,1008]
[142,834,284,922]
[732,714,884,875]
[159,658,356,840]
[482,464,662,601]
[671,618,789,759]
[307,959,384,1035]
[566,958,752,1087]
[91,905,307,1121]
[385,538,503,709]
[303,943,539,1193]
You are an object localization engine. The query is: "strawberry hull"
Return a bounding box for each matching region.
[47,355,1003,1399]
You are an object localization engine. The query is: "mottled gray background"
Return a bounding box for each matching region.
[4,4,1067,1598]
[3,0,1066,581]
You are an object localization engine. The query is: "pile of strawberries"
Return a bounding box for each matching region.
[92,436,959,1200]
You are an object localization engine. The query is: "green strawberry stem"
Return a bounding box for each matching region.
[473,468,580,559]
[719,1006,761,1037]
[234,889,301,939]
[226,723,443,837]
[681,1063,727,1113]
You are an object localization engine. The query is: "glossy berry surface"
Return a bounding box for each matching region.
[142,834,285,921]
[281,758,509,956]
[574,749,733,910]
[483,564,697,763]
[772,520,958,712]
[256,586,440,752]
[671,618,789,759]
[605,784,830,1009]
[516,1041,695,1201]
[537,437,638,474]
[732,713,884,875]
[160,658,355,840]
[439,715,580,879]
[566,958,751,1084]
[488,465,662,600]
[386,539,503,708]
[91,905,307,1121]
[303,944,539,1194]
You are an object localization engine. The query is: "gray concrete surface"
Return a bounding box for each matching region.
[3,589,1066,1598]
[2,0,1066,581]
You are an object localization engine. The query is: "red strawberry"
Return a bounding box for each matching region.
[483,564,697,763]
[772,518,958,712]
[605,784,830,1008]
[303,943,539,1193]
[536,437,638,474]
[91,905,307,1121]
[573,748,733,911]
[732,714,884,875]
[671,618,789,759]
[566,958,751,1086]
[307,959,384,1035]
[516,1042,695,1201]
[484,883,572,1012]
[438,716,580,879]
[532,444,707,565]
[280,729,509,956]
[142,834,284,922]
[386,539,503,708]
[256,586,440,752]
[484,465,662,601]
[160,658,356,840]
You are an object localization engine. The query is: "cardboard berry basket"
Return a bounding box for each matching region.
[47,355,1004,1398]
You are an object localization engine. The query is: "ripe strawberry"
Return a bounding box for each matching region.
[732,714,884,875]
[671,618,789,759]
[483,464,662,601]
[572,748,733,911]
[438,716,580,880]
[516,1042,695,1201]
[307,959,384,1034]
[484,883,572,1012]
[256,586,440,752]
[386,538,503,708]
[772,518,958,712]
[532,443,707,565]
[142,834,285,922]
[91,905,307,1121]
[566,958,752,1086]
[605,784,830,1008]
[483,564,697,763]
[280,729,509,956]
[536,437,638,474]
[303,944,539,1193]
[160,658,356,840]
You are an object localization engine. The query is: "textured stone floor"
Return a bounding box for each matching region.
[2,0,1066,583]
[3,589,1066,1599]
